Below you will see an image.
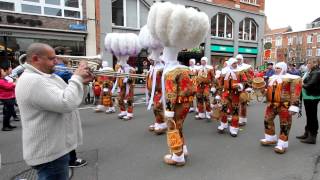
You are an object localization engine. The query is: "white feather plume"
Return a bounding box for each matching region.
[139,25,163,49]
[104,33,141,57]
[147,2,210,49]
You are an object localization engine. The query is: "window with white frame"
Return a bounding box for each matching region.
[239,18,257,41]
[264,37,272,44]
[307,35,313,44]
[0,1,15,11]
[292,36,296,45]
[0,0,82,19]
[298,36,303,44]
[275,36,282,47]
[317,35,320,43]
[317,48,320,56]
[288,36,293,45]
[240,0,257,5]
[307,49,312,56]
[112,0,144,28]
[211,13,233,39]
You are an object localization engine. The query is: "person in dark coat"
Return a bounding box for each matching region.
[296,58,320,144]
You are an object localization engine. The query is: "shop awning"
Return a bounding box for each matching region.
[0,25,86,41]
[211,45,234,53]
[238,47,258,54]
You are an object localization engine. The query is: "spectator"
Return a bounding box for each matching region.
[264,62,275,79]
[296,58,320,144]
[287,64,301,76]
[0,66,17,131]
[299,62,308,75]
[53,55,88,168]
[15,43,94,180]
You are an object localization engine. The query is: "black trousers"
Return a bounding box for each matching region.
[69,149,77,164]
[2,98,16,128]
[304,99,320,135]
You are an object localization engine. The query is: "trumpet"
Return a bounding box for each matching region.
[54,66,146,79]
[18,54,146,79]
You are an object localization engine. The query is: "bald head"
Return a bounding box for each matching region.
[26,43,53,63]
[25,43,58,74]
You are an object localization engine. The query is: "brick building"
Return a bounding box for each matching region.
[0,0,90,67]
[263,17,320,65]
[98,0,266,69]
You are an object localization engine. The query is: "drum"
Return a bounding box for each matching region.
[239,92,250,103]
[223,79,238,90]
[252,77,266,90]
[211,107,221,121]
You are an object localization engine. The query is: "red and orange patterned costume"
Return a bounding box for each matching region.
[195,61,215,120]
[217,58,248,137]
[94,73,115,113]
[146,65,166,134]
[260,62,302,154]
[114,64,136,120]
[163,66,194,158]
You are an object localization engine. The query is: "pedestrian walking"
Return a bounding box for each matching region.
[0,66,17,131]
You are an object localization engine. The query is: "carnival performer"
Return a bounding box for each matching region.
[94,61,116,113]
[217,58,248,137]
[105,33,141,120]
[147,2,209,166]
[236,54,254,126]
[139,25,167,134]
[195,57,215,120]
[260,62,302,154]
[189,59,198,113]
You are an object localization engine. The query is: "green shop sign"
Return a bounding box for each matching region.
[211,45,234,53]
[238,47,258,54]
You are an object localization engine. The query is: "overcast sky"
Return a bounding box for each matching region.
[265,0,320,31]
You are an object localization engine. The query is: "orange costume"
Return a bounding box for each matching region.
[114,63,135,120]
[195,57,215,120]
[217,58,248,137]
[94,64,115,113]
[260,62,302,154]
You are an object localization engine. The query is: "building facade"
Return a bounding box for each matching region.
[263,18,320,65]
[0,0,89,67]
[98,0,266,69]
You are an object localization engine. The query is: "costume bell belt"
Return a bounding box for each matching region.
[177,96,194,103]
[268,102,290,108]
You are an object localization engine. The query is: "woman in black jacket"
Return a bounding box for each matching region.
[296,59,320,144]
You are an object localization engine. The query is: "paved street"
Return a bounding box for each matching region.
[1,99,320,180]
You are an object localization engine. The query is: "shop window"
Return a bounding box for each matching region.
[64,10,80,18]
[44,7,62,16]
[45,0,60,5]
[65,0,79,8]
[21,4,41,14]
[211,13,233,39]
[239,18,257,41]
[0,1,14,11]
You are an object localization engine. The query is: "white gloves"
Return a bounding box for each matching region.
[245,88,253,93]
[210,87,216,94]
